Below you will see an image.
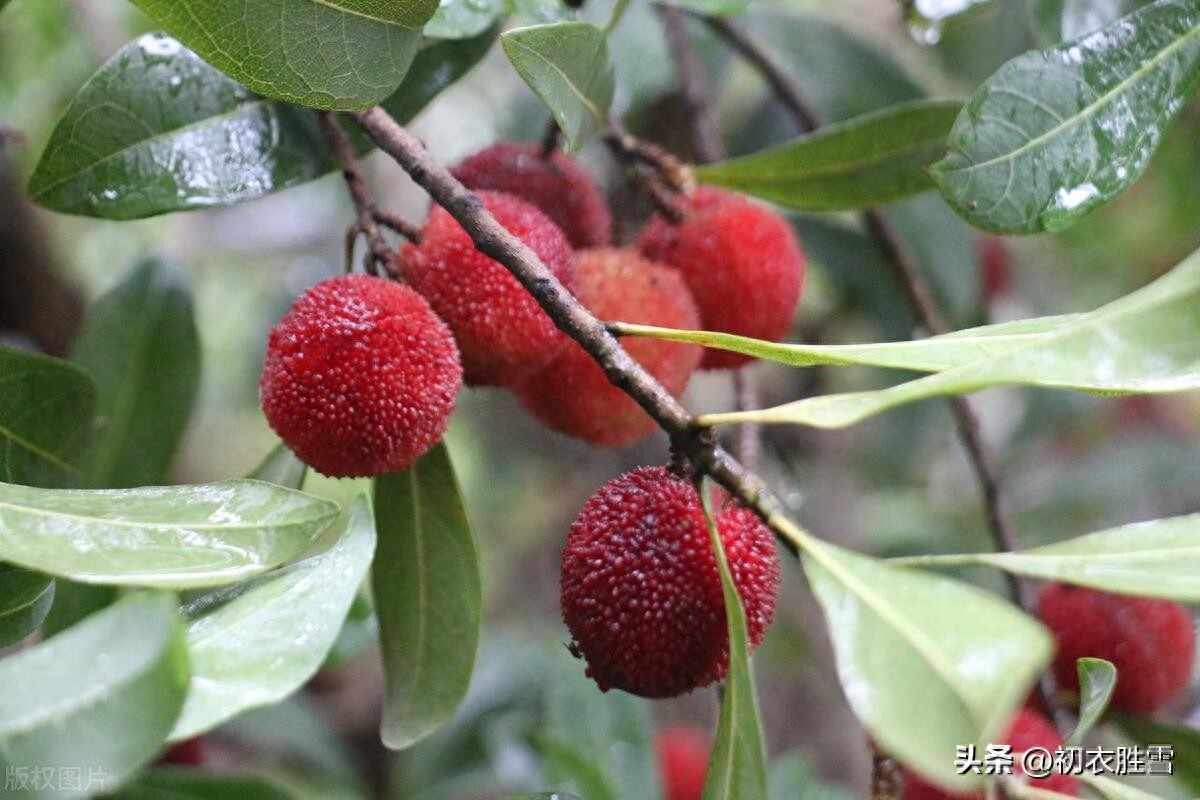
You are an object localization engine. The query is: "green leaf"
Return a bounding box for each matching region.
[538,738,620,800]
[0,480,338,588]
[0,564,54,648]
[0,593,190,797]
[0,346,97,488]
[247,444,308,490]
[699,486,768,800]
[696,101,961,210]
[373,444,482,750]
[39,581,118,639]
[501,22,615,151]
[768,753,855,800]
[127,2,425,111]
[72,261,199,487]
[1067,658,1115,745]
[382,25,499,123]
[1113,713,1200,793]
[698,244,1200,430]
[1077,773,1170,800]
[115,770,297,800]
[170,493,376,740]
[657,0,747,15]
[425,0,504,39]
[504,795,582,800]
[933,0,1200,233]
[800,536,1052,789]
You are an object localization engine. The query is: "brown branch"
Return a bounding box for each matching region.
[319,113,395,276]
[601,119,692,222]
[657,5,726,164]
[353,106,799,558]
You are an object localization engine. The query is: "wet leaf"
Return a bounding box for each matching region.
[933,0,1200,233]
[0,564,54,648]
[0,480,338,588]
[1067,658,1115,745]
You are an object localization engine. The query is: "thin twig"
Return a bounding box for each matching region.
[319,113,395,276]
[657,5,726,164]
[539,118,561,159]
[353,107,800,559]
[602,118,692,222]
[372,209,421,242]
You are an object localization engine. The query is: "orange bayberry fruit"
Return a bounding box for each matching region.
[657,727,710,800]
[452,142,612,249]
[260,275,461,478]
[902,710,1077,800]
[399,191,575,386]
[560,467,779,698]
[515,248,701,446]
[637,186,804,369]
[1037,583,1195,714]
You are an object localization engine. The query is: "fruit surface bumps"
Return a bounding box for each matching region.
[1038,582,1196,713]
[560,467,779,698]
[399,191,576,386]
[637,186,805,369]
[902,710,1078,800]
[260,275,462,478]
[656,726,710,800]
[452,142,612,249]
[515,248,701,446]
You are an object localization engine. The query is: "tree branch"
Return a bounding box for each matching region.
[353,107,799,558]
[319,113,396,276]
[657,5,726,164]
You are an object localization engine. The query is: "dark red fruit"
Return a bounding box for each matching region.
[452,142,612,248]
[515,248,701,446]
[399,191,576,386]
[158,737,207,767]
[657,726,710,800]
[560,467,779,698]
[902,710,1078,800]
[978,236,1014,302]
[1037,582,1195,713]
[260,275,461,478]
[637,186,804,369]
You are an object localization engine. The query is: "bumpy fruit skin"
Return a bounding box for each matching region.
[399,191,576,386]
[452,142,612,249]
[260,275,462,478]
[1037,582,1196,713]
[515,248,701,446]
[902,710,1078,800]
[637,186,804,369]
[560,467,779,698]
[657,727,710,800]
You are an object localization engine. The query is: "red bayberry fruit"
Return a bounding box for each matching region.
[399,191,576,386]
[902,710,1078,800]
[515,248,701,446]
[657,726,710,800]
[637,186,804,370]
[260,275,462,478]
[452,142,612,249]
[977,236,1014,303]
[158,737,207,767]
[1037,582,1195,714]
[560,467,779,698]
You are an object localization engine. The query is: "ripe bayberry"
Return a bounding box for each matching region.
[515,248,701,446]
[260,275,461,478]
[399,191,576,386]
[452,142,612,248]
[657,726,710,800]
[902,710,1077,800]
[1037,582,1196,714]
[560,467,779,698]
[637,186,805,369]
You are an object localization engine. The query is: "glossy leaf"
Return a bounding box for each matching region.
[30,35,350,219]
[696,101,961,211]
[425,0,504,39]
[39,581,118,638]
[383,25,499,123]
[72,260,200,487]
[0,593,190,796]
[699,245,1200,430]
[801,535,1052,789]
[170,493,376,740]
[1067,658,1115,745]
[373,444,482,749]
[127,2,424,111]
[0,480,338,588]
[116,770,297,800]
[933,0,1200,233]
[700,487,769,800]
[247,444,308,490]
[501,22,614,151]
[0,563,54,648]
[0,346,96,488]
[1114,713,1200,793]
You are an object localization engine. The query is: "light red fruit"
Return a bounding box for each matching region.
[560,467,779,698]
[515,248,701,446]
[637,186,804,369]
[657,726,710,800]
[452,142,612,248]
[260,275,461,478]
[902,710,1078,800]
[399,191,576,386]
[1037,582,1195,714]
